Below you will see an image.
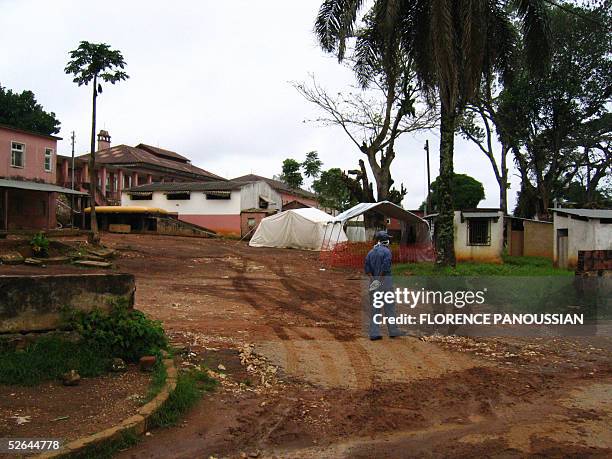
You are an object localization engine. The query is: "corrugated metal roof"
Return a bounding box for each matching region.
[126,181,247,192]
[231,174,316,199]
[462,211,501,219]
[551,208,612,219]
[78,144,224,180]
[0,179,87,195]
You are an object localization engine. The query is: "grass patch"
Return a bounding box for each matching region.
[149,368,217,428]
[143,358,168,403]
[394,255,571,277]
[0,337,109,386]
[70,429,139,459]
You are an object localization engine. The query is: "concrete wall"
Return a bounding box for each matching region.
[0,127,57,183]
[0,273,135,333]
[454,211,504,263]
[523,220,553,258]
[554,214,612,268]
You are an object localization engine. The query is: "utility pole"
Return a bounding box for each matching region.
[425,140,431,214]
[70,131,75,226]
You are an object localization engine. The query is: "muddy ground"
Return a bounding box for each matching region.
[86,234,612,458]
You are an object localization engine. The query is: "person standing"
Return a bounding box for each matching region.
[364,231,405,340]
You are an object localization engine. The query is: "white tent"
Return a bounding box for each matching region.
[249,208,347,251]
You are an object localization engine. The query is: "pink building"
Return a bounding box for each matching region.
[0,124,86,231]
[57,130,223,206]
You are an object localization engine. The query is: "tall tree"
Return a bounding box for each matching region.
[313,168,357,211]
[302,151,323,178]
[280,158,304,189]
[421,173,485,212]
[315,0,550,266]
[0,85,60,135]
[504,3,611,218]
[65,42,128,243]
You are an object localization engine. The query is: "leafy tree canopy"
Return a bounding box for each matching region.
[313,168,356,211]
[302,151,323,178]
[0,85,60,135]
[422,173,485,212]
[65,41,129,89]
[280,158,304,189]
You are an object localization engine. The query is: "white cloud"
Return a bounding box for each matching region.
[0,0,519,210]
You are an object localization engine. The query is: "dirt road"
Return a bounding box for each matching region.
[103,234,611,458]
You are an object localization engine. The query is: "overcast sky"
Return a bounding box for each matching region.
[1,0,521,209]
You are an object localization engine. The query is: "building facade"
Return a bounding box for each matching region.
[552,208,612,268]
[231,174,318,209]
[121,180,282,236]
[0,124,85,231]
[453,209,505,263]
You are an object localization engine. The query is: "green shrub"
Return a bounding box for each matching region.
[30,232,50,257]
[68,300,167,362]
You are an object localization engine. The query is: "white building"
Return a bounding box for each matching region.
[453,209,504,263]
[121,180,281,236]
[552,208,612,268]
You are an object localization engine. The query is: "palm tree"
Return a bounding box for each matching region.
[65,41,129,243]
[315,0,550,266]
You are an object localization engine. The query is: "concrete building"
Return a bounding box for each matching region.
[552,208,612,268]
[453,209,505,263]
[231,174,318,209]
[0,124,86,231]
[121,180,281,236]
[57,130,223,206]
[506,217,554,259]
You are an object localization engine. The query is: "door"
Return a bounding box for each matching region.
[510,230,524,256]
[557,229,568,268]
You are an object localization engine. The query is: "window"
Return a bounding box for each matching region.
[130,193,153,201]
[467,218,491,246]
[247,217,256,227]
[11,142,25,168]
[44,148,53,172]
[166,192,190,200]
[206,191,231,200]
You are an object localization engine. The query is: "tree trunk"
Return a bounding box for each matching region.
[436,103,457,267]
[89,75,100,244]
[499,144,509,215]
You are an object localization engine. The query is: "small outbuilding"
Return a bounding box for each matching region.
[249,208,347,251]
[506,216,553,259]
[552,208,612,268]
[452,209,504,263]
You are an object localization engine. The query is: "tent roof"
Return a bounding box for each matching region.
[333,201,426,224]
[282,207,335,223]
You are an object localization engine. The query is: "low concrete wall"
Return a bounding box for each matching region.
[0,273,135,333]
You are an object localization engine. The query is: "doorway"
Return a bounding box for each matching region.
[557,228,569,268]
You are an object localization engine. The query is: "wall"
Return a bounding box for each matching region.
[454,211,504,263]
[0,273,135,333]
[279,191,318,209]
[240,181,282,211]
[6,189,56,230]
[0,127,57,183]
[523,220,553,258]
[122,189,242,235]
[240,211,269,238]
[554,214,612,268]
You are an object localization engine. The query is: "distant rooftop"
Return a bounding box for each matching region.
[231,174,316,199]
[551,208,612,219]
[126,181,249,192]
[0,123,62,141]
